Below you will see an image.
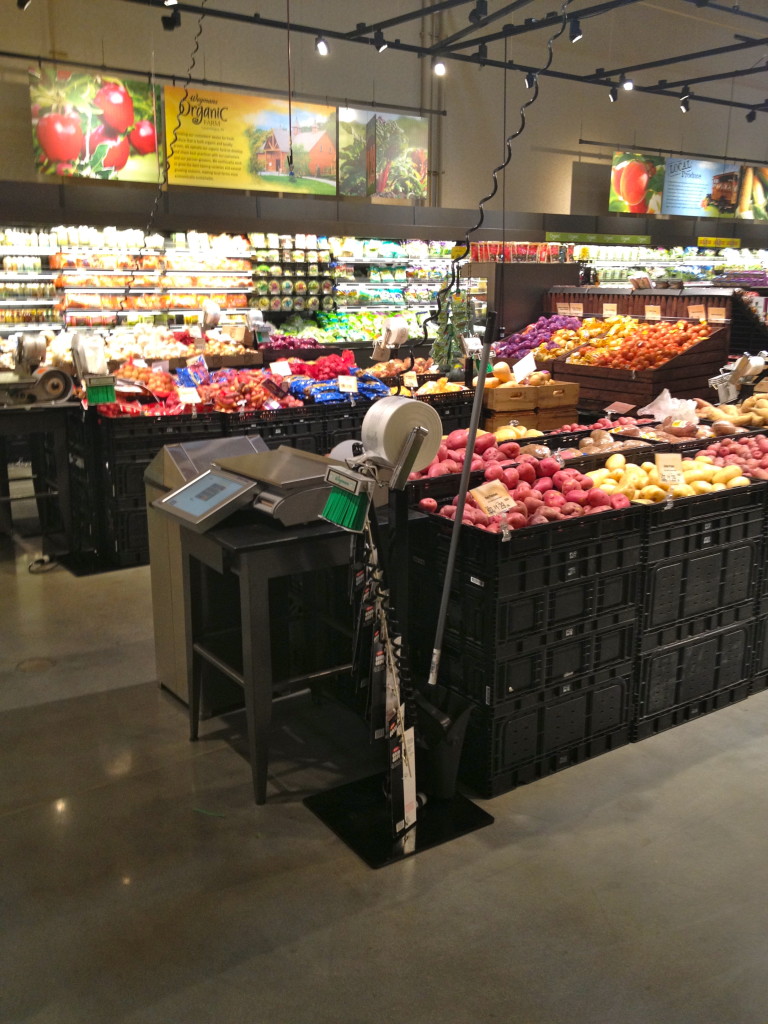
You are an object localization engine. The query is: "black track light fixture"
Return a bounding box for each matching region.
[468,0,488,23]
[476,42,488,62]
[524,71,536,89]
[373,29,387,53]
[680,96,690,113]
[746,108,757,123]
[163,0,178,5]
[619,73,634,91]
[17,0,32,9]
[315,35,329,56]
[569,18,582,43]
[680,84,691,102]
[432,56,447,77]
[161,7,180,30]
[609,86,618,102]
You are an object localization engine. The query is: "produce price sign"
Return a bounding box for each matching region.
[512,351,537,383]
[688,304,706,320]
[698,236,741,248]
[645,305,662,320]
[29,68,163,183]
[602,303,618,317]
[338,375,359,393]
[270,360,292,376]
[556,303,571,316]
[569,302,584,316]
[402,371,418,388]
[470,480,516,516]
[710,307,727,322]
[164,86,337,195]
[177,386,202,404]
[655,452,684,485]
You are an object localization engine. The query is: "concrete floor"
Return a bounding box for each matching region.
[3,511,768,1024]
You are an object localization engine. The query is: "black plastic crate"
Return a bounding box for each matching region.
[641,537,763,632]
[95,411,226,456]
[101,505,149,566]
[320,405,369,451]
[545,440,655,475]
[635,619,755,719]
[643,483,767,561]
[632,683,751,742]
[440,622,636,708]
[405,470,486,504]
[224,406,326,452]
[749,614,768,682]
[640,600,757,653]
[104,458,152,499]
[429,504,643,596]
[460,726,631,798]
[441,566,638,651]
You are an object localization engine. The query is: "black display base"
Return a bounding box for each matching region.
[304,772,494,869]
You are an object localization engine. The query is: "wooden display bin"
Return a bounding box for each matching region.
[482,407,578,432]
[537,407,579,431]
[484,380,579,412]
[552,327,729,409]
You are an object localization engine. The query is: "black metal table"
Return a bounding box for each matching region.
[180,513,353,805]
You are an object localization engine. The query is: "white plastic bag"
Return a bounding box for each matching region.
[638,388,699,423]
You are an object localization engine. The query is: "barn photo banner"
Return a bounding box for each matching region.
[29,67,163,183]
[164,86,337,194]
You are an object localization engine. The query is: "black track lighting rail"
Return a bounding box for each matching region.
[427,0,537,52]
[345,0,470,40]
[579,137,768,165]
[592,35,768,80]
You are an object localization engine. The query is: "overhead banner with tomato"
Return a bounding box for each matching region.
[609,152,665,214]
[661,158,742,218]
[29,68,162,182]
[164,86,336,194]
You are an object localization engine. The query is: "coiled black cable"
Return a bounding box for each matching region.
[421,0,574,352]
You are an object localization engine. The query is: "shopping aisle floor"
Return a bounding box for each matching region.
[3,529,768,1024]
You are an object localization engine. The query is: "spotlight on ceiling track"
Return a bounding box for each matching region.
[680,96,690,113]
[569,18,582,42]
[680,84,691,102]
[619,74,634,91]
[315,35,329,56]
[163,0,178,5]
[468,0,488,23]
[746,108,757,123]
[161,7,180,29]
[17,0,32,9]
[477,42,488,62]
[373,29,387,52]
[609,85,618,102]
[433,57,447,76]
[524,71,536,89]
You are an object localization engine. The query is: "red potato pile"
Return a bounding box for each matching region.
[698,434,768,481]
[416,454,631,533]
[548,415,652,434]
[408,427,522,481]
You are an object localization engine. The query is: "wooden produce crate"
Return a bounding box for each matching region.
[484,380,579,412]
[483,410,539,432]
[537,407,579,431]
[552,327,728,410]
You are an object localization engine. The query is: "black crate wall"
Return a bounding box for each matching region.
[410,506,644,798]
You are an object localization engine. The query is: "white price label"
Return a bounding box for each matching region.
[569,302,584,317]
[470,480,516,516]
[512,350,537,384]
[655,452,683,485]
[194,336,206,351]
[709,306,727,322]
[460,334,483,358]
[556,302,571,316]
[687,304,706,321]
[602,302,618,317]
[270,360,292,376]
[645,305,662,321]
[338,374,359,393]
[177,386,202,405]
[402,371,418,388]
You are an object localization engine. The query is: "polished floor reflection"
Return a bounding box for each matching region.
[3,522,768,1024]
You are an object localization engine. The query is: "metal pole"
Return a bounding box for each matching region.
[427,310,496,686]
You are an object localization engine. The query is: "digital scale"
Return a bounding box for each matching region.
[153,446,346,531]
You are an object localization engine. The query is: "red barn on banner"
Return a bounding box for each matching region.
[258,127,336,176]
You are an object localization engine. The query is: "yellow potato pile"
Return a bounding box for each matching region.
[413,377,467,395]
[494,424,544,440]
[696,395,768,429]
[585,453,750,503]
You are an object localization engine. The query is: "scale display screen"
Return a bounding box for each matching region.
[154,469,257,532]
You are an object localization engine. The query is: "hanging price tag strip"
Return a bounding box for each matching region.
[338,375,359,393]
[470,480,516,516]
[602,302,618,317]
[687,305,706,320]
[645,305,662,321]
[655,452,684,485]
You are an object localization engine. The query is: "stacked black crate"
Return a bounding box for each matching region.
[65,407,103,558]
[411,507,644,798]
[633,486,767,740]
[94,411,227,566]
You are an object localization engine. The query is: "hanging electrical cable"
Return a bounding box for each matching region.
[286,0,295,178]
[120,0,210,315]
[422,0,574,359]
